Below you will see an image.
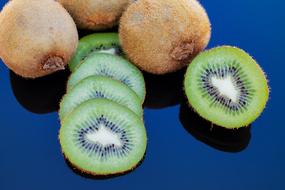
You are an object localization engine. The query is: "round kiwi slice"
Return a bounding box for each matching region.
[184,46,269,129]
[59,98,147,176]
[119,0,211,74]
[69,33,122,72]
[59,75,143,121]
[0,0,78,78]
[67,53,146,102]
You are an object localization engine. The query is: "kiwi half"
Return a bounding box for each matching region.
[119,0,211,74]
[59,75,143,121]
[67,53,146,102]
[0,0,78,78]
[184,46,269,129]
[59,98,147,176]
[69,33,122,72]
[58,0,132,30]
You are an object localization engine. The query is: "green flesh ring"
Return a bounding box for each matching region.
[68,33,121,72]
[59,76,143,121]
[59,99,147,176]
[184,46,269,129]
[67,53,146,102]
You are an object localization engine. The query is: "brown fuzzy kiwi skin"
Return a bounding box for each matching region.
[58,0,133,31]
[0,0,78,78]
[119,0,211,74]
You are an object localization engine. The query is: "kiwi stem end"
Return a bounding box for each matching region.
[43,56,65,71]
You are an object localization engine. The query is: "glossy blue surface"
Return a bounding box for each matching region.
[0,0,284,189]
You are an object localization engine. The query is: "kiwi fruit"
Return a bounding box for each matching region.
[179,102,251,153]
[184,46,269,129]
[59,75,143,121]
[59,98,147,176]
[119,0,211,74]
[0,0,78,78]
[69,33,122,72]
[58,0,132,30]
[67,53,146,102]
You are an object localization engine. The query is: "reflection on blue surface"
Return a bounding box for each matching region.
[0,0,284,189]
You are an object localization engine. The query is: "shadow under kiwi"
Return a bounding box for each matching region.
[143,69,185,109]
[64,153,146,180]
[179,101,251,153]
[78,27,119,39]
[9,70,70,114]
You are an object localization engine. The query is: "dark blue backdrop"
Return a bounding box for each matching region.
[0,0,284,189]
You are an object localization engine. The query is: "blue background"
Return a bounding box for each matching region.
[0,0,284,189]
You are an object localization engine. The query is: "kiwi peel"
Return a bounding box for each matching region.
[58,0,132,30]
[59,75,143,121]
[119,0,211,74]
[69,33,122,72]
[184,46,269,129]
[0,0,78,78]
[59,98,147,176]
[67,53,146,102]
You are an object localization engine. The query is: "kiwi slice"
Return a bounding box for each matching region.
[67,53,146,102]
[184,46,269,129]
[59,99,147,176]
[69,33,122,72]
[59,76,143,121]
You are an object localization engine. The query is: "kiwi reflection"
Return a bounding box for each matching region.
[64,154,146,180]
[179,102,251,153]
[143,69,185,109]
[10,70,70,114]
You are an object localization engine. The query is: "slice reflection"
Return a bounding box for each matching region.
[179,102,251,153]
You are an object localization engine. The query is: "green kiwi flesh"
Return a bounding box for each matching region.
[59,75,143,121]
[67,53,146,102]
[59,98,147,176]
[69,33,122,72]
[184,46,269,129]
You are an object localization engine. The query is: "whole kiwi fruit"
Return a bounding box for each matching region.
[119,0,211,74]
[0,0,78,78]
[58,0,133,31]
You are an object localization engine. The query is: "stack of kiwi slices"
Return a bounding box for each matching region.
[59,33,147,176]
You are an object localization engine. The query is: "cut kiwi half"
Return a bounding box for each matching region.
[59,75,143,121]
[184,46,269,129]
[67,53,146,102]
[59,98,147,176]
[69,33,122,72]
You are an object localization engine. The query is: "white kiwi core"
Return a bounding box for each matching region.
[211,75,240,103]
[97,48,117,55]
[86,124,122,147]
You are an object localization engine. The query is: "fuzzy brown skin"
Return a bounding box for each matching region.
[0,0,78,78]
[119,0,211,74]
[58,0,132,30]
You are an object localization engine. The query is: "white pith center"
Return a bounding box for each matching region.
[97,48,116,55]
[211,75,239,103]
[86,124,122,147]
